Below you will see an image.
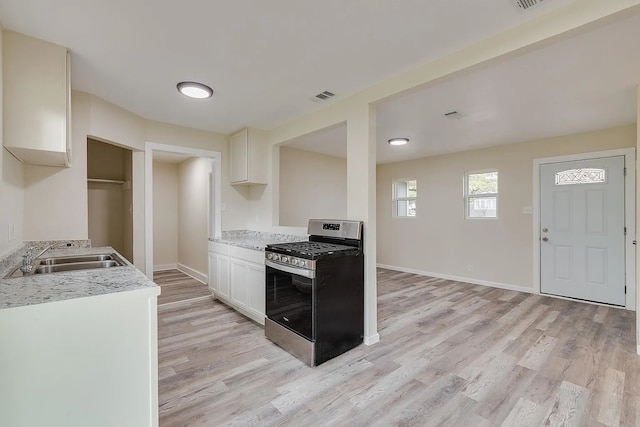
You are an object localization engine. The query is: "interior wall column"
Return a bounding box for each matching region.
[347,103,379,345]
[636,83,640,355]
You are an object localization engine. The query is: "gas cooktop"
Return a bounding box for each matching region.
[266,241,356,257]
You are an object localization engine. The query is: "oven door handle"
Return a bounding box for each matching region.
[265,260,315,279]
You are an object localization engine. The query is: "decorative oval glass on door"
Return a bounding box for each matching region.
[554,168,606,185]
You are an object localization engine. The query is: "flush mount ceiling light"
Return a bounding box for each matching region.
[177,81,213,99]
[388,138,409,146]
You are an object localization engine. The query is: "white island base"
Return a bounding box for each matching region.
[0,287,160,427]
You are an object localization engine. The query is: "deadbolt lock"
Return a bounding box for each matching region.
[542,237,549,242]
[542,228,548,233]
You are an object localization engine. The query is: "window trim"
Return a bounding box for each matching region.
[392,177,417,218]
[464,169,499,220]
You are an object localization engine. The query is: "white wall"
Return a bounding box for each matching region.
[377,124,636,290]
[152,161,178,268]
[177,157,211,277]
[0,25,24,256]
[279,147,347,227]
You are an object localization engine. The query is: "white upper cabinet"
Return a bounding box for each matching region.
[3,31,71,167]
[229,128,267,185]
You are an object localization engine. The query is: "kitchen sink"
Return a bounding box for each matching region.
[38,254,116,265]
[35,260,122,274]
[4,252,127,278]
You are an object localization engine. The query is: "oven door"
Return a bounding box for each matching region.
[265,261,314,341]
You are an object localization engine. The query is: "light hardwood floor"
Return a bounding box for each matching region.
[156,268,640,426]
[155,270,210,306]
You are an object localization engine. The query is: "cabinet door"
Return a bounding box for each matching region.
[230,259,248,308]
[218,255,230,301]
[3,31,70,166]
[230,129,249,183]
[246,262,265,320]
[208,253,218,293]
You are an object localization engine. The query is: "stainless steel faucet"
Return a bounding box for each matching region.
[19,244,54,275]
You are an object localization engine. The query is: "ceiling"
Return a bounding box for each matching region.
[0,0,578,137]
[285,11,640,163]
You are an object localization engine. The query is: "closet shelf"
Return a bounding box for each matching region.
[88,178,131,191]
[88,178,126,185]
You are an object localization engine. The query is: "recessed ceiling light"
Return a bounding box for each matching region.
[388,138,409,146]
[177,81,213,99]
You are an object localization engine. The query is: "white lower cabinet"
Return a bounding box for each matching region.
[230,258,248,309]
[208,242,265,325]
[246,263,266,317]
[218,255,230,300]
[208,252,230,301]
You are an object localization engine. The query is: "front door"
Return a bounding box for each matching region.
[540,156,625,306]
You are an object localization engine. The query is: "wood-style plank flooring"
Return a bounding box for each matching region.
[155,270,210,306]
[156,268,640,426]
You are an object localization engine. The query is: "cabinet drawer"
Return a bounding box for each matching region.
[208,241,231,255]
[229,245,264,264]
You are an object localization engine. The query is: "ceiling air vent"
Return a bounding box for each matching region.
[444,111,466,120]
[311,90,336,103]
[511,0,546,11]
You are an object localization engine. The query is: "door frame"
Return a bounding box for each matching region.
[533,148,636,310]
[144,141,222,280]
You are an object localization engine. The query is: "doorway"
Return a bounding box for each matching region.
[144,142,222,280]
[533,148,635,309]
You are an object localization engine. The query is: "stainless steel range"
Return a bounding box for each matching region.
[264,219,364,366]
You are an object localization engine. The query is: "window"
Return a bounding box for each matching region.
[393,179,417,217]
[465,171,498,218]
[555,168,606,185]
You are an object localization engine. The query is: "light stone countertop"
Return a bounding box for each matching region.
[211,230,307,251]
[0,246,159,310]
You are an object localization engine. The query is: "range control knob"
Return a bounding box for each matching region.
[267,253,273,260]
[298,260,306,268]
[292,259,299,266]
[272,254,280,262]
[281,256,289,263]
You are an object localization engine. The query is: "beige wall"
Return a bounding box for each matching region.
[146,120,249,231]
[377,124,636,290]
[0,26,25,256]
[152,161,178,268]
[177,157,211,276]
[23,91,90,241]
[279,147,347,227]
[86,139,131,257]
[87,182,124,251]
[22,90,244,271]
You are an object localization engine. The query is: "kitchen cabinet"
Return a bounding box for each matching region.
[3,31,71,167]
[208,251,230,301]
[229,128,268,185]
[0,283,159,427]
[230,258,248,308]
[208,241,265,325]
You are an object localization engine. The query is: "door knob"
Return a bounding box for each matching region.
[542,237,549,242]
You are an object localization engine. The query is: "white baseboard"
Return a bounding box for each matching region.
[177,263,207,284]
[376,263,533,295]
[153,263,177,272]
[364,333,380,346]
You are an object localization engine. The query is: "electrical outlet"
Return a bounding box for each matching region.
[467,264,473,272]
